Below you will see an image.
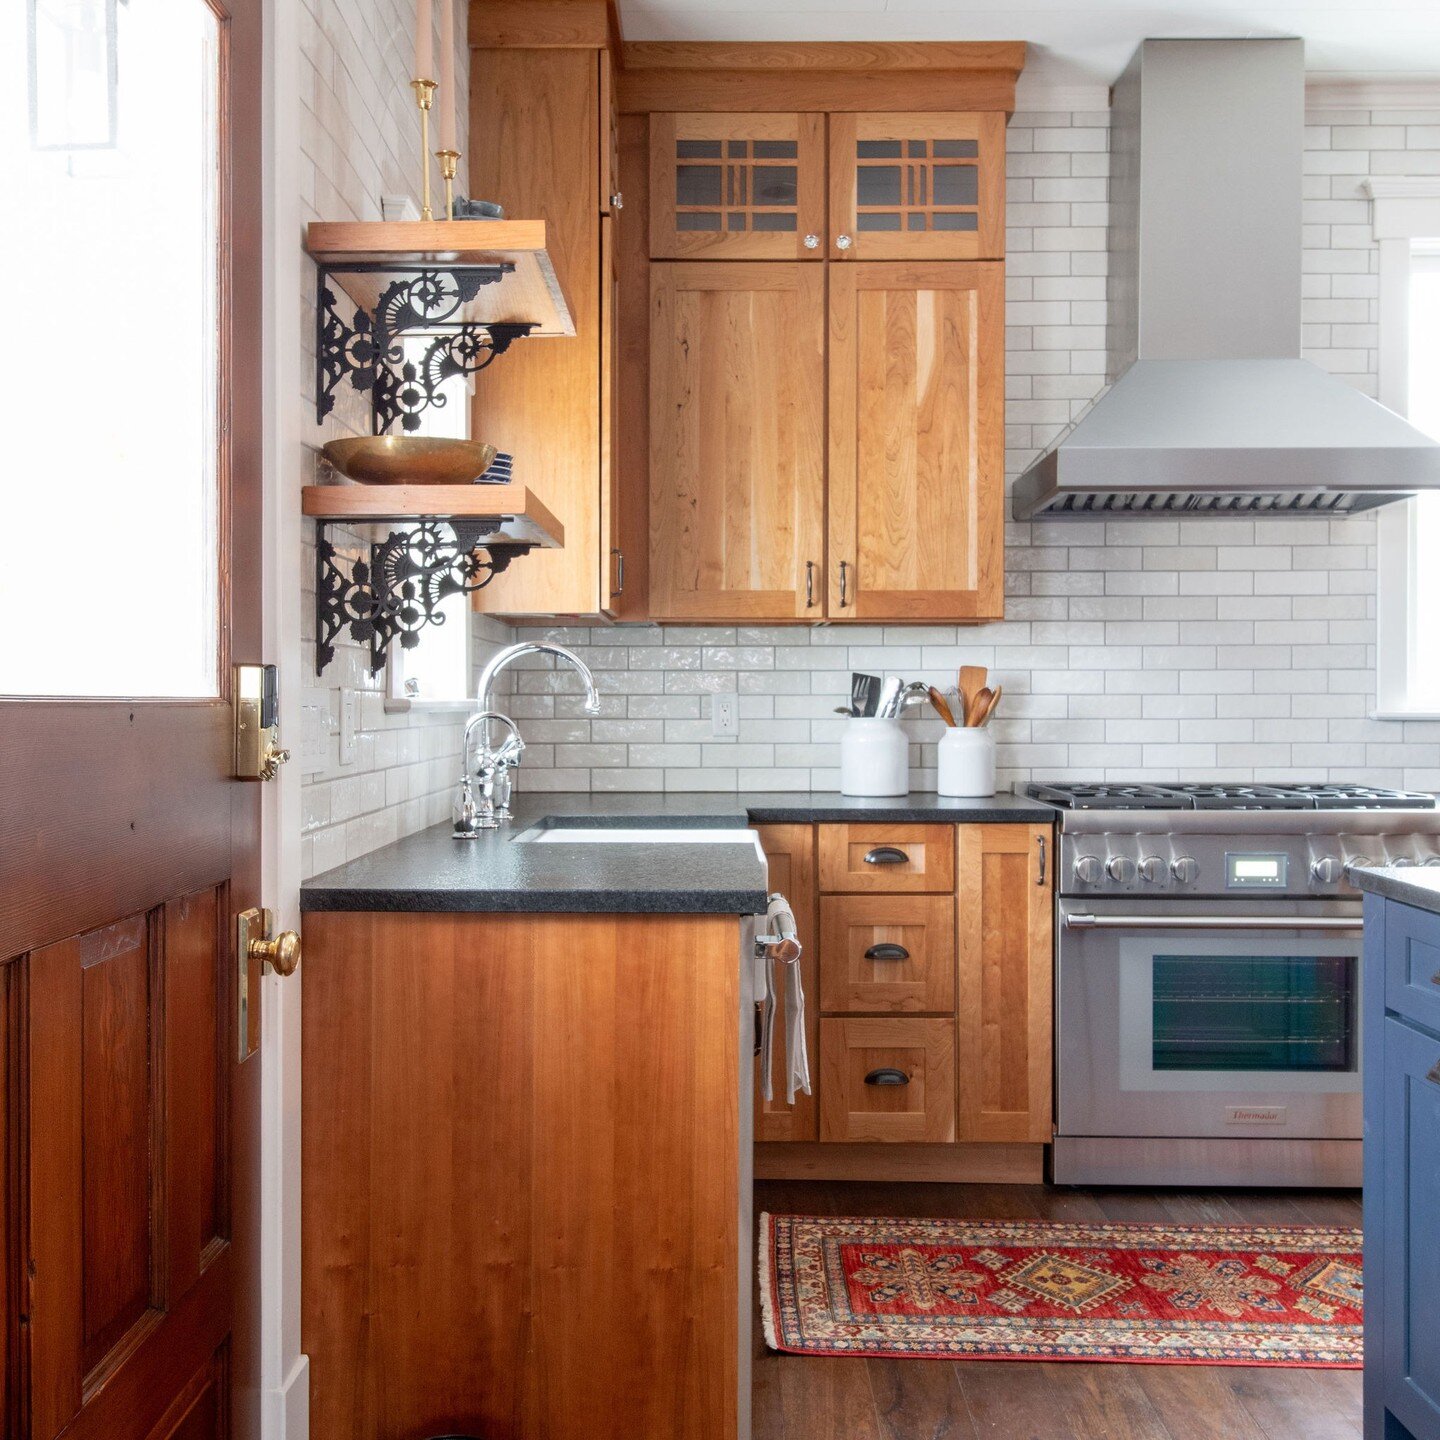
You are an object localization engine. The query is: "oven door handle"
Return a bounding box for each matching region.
[1063,912,1362,933]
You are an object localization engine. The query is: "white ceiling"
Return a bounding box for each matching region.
[618,0,1440,99]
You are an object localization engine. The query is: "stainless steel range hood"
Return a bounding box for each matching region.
[1013,39,1440,520]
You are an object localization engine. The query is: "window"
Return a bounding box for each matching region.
[1370,170,1440,716]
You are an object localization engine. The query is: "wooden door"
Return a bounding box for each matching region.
[828,261,1004,621]
[956,825,1053,1144]
[829,112,1005,261]
[649,263,826,620]
[649,113,825,260]
[2,0,265,1435]
[755,826,818,1143]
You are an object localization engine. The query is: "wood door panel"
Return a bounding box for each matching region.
[956,824,1053,1144]
[29,887,234,1440]
[650,112,825,260]
[755,825,819,1143]
[649,262,825,620]
[79,917,157,1373]
[819,1017,955,1143]
[819,894,955,1014]
[829,111,1005,261]
[828,262,1003,622]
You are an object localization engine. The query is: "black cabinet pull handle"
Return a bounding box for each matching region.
[864,1068,910,1087]
[864,943,910,962]
[864,846,910,866]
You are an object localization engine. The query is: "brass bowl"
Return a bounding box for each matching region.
[321,436,500,486]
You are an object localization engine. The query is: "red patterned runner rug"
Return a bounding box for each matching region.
[761,1214,1362,1367]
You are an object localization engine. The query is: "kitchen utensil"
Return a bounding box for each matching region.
[874,676,904,719]
[896,681,932,714]
[968,685,994,727]
[958,665,988,726]
[851,673,881,718]
[927,687,957,727]
[975,683,1003,727]
[322,436,500,486]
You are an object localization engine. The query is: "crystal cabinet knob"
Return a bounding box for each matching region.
[1171,857,1199,884]
[1139,856,1166,884]
[804,233,820,249]
[1107,856,1138,884]
[1311,857,1345,884]
[1074,855,1103,885]
[835,233,853,250]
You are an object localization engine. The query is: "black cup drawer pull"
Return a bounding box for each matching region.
[864,1067,910,1087]
[864,943,910,962]
[863,846,910,866]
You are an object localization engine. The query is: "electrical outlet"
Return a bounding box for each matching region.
[712,693,739,738]
[338,688,358,765]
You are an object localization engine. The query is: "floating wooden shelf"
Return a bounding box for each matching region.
[302,483,564,549]
[305,220,575,337]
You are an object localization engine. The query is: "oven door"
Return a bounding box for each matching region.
[1056,897,1363,1141]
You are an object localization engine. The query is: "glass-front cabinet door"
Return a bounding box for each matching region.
[649,112,825,260]
[829,112,1005,261]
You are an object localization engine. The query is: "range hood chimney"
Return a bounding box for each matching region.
[1013,38,1440,520]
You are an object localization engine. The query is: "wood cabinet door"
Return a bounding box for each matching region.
[650,113,825,260]
[819,895,955,1015]
[828,261,1004,621]
[956,824,1053,1144]
[756,825,819,1143]
[600,214,622,612]
[649,262,826,620]
[829,112,1005,261]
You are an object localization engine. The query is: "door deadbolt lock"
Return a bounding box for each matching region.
[235,663,290,781]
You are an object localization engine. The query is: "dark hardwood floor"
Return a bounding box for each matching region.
[753,1180,1364,1440]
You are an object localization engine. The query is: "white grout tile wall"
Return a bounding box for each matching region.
[503,104,1440,801]
[298,0,521,879]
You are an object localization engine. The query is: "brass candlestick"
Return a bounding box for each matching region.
[409,78,438,220]
[435,148,460,221]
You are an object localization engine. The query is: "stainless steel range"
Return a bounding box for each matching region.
[1025,781,1440,1188]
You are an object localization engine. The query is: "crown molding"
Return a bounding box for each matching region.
[1305,75,1440,110]
[1364,176,1440,241]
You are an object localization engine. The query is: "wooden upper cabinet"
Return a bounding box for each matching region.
[649,262,826,619]
[829,112,1005,261]
[649,113,825,260]
[828,261,1004,622]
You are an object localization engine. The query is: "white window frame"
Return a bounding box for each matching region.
[1368,177,1440,718]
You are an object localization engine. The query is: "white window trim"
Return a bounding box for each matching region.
[1366,177,1440,718]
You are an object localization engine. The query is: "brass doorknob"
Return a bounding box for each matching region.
[249,930,301,977]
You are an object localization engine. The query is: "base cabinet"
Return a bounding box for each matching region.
[1365,894,1440,1440]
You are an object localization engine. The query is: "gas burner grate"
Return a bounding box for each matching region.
[1024,781,1437,812]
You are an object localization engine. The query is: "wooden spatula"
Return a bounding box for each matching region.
[958,666,987,726]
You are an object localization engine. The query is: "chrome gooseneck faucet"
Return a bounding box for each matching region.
[454,642,601,836]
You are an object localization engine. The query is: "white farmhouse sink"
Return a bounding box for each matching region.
[518,825,764,860]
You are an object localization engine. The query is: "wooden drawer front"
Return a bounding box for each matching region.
[819,824,954,893]
[820,1018,955,1143]
[820,895,955,1014]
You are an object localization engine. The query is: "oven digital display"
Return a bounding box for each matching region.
[1226,853,1288,888]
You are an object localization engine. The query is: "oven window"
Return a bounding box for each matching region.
[1151,956,1355,1072]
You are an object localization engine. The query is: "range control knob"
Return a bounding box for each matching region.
[1139,856,1166,884]
[1074,855,1103,885]
[1425,857,1440,868]
[1171,857,1200,884]
[1107,856,1138,884]
[1311,856,1345,884]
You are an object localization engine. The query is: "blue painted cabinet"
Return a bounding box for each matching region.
[1364,894,1440,1440]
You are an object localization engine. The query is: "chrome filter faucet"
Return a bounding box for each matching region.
[454,643,602,837]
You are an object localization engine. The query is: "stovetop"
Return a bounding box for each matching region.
[1025,781,1437,813]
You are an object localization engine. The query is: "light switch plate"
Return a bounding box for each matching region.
[338,688,358,765]
[300,688,332,774]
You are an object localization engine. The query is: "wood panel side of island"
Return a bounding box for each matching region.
[302,909,743,1440]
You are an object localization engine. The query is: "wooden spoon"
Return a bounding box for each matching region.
[974,683,1003,728]
[958,665,988,727]
[927,686,958,727]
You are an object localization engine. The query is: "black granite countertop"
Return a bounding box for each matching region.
[1350,865,1440,917]
[301,790,1057,915]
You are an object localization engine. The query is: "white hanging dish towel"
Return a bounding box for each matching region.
[758,895,810,1104]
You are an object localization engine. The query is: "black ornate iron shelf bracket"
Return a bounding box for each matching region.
[315,262,538,430]
[315,519,535,676]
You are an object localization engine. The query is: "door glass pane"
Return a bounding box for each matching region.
[1151,956,1356,1072]
[676,164,722,206]
[857,165,902,207]
[753,165,797,206]
[933,164,978,206]
[1,0,221,697]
